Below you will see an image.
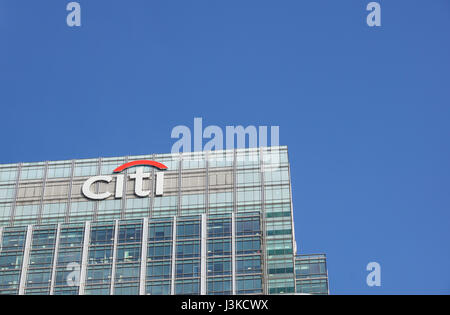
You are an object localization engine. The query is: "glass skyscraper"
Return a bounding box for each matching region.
[0,146,328,295]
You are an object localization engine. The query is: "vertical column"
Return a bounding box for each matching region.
[259,147,268,294]
[148,154,155,219]
[37,161,49,225]
[285,149,298,293]
[93,158,102,222]
[170,216,177,295]
[109,220,120,295]
[9,163,22,227]
[65,160,76,224]
[49,223,62,295]
[205,151,209,215]
[120,156,129,220]
[18,224,33,295]
[231,212,236,295]
[325,255,330,295]
[177,155,182,216]
[200,214,207,295]
[0,227,3,251]
[233,150,237,214]
[78,221,91,295]
[0,226,2,292]
[139,218,149,295]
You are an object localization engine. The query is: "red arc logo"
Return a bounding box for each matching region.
[113,160,168,173]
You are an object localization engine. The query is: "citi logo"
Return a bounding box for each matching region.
[81,160,168,200]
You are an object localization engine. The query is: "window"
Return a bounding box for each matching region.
[237,170,260,187]
[69,201,94,222]
[14,204,40,222]
[264,186,290,203]
[126,198,149,210]
[147,261,171,280]
[114,283,139,295]
[236,237,261,255]
[148,242,172,261]
[56,248,82,266]
[86,266,112,284]
[268,278,295,294]
[266,220,292,236]
[59,227,84,247]
[1,229,27,249]
[175,260,200,278]
[207,257,231,276]
[236,275,262,294]
[181,193,204,210]
[262,147,288,166]
[264,167,289,185]
[268,260,294,275]
[0,253,23,270]
[182,154,205,169]
[0,185,15,201]
[41,203,67,221]
[177,220,200,239]
[207,277,232,295]
[296,279,328,294]
[209,192,232,208]
[26,269,51,287]
[90,225,114,245]
[236,151,259,169]
[236,256,262,274]
[118,223,142,244]
[116,245,141,263]
[146,281,170,295]
[237,188,261,206]
[153,195,177,211]
[176,241,200,259]
[29,250,54,268]
[0,203,12,224]
[47,162,72,178]
[32,228,57,248]
[208,152,233,168]
[100,159,124,175]
[207,239,231,257]
[175,279,199,295]
[0,167,17,183]
[20,165,45,180]
[89,247,113,264]
[207,218,231,238]
[266,238,293,256]
[115,264,140,283]
[149,222,172,241]
[73,161,98,177]
[97,199,122,219]
[236,217,260,236]
[154,154,179,171]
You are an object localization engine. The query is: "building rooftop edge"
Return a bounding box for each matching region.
[0,146,288,167]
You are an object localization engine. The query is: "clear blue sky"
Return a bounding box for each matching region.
[1,0,449,294]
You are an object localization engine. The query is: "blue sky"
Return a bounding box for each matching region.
[1,0,449,294]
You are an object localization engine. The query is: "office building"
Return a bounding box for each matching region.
[0,146,328,295]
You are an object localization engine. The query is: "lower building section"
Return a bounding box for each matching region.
[0,215,328,295]
[295,255,329,295]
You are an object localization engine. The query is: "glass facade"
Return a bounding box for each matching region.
[295,254,329,295]
[0,146,328,295]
